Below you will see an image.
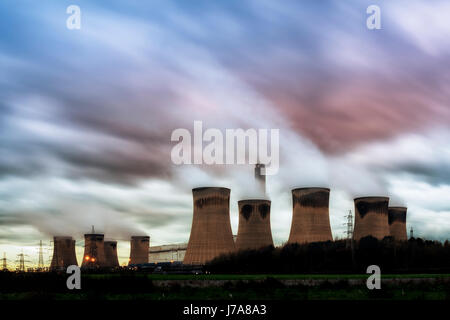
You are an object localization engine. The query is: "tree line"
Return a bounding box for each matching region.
[206,237,450,274]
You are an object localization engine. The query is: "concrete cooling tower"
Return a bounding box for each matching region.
[81,233,106,268]
[104,241,120,268]
[50,236,78,270]
[388,207,408,241]
[183,187,235,265]
[288,188,333,244]
[353,197,390,241]
[129,236,150,265]
[235,199,273,251]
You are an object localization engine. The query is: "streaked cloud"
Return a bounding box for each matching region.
[0,0,449,266]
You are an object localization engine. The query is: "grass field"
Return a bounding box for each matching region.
[85,273,450,280]
[1,272,449,300]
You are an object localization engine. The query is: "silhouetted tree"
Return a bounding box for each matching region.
[206,238,450,274]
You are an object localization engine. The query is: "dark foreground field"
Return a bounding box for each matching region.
[1,272,449,300]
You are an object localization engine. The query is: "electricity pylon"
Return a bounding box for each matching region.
[16,251,30,272]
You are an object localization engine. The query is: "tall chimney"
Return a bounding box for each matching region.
[104,240,120,268]
[81,233,107,268]
[254,164,266,195]
[353,196,390,241]
[288,188,333,244]
[236,199,273,251]
[50,236,78,270]
[129,236,149,265]
[183,187,235,265]
[388,207,407,241]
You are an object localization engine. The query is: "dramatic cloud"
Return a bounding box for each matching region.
[0,0,449,265]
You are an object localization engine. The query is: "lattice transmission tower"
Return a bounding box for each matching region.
[38,240,44,269]
[15,251,30,272]
[344,210,354,243]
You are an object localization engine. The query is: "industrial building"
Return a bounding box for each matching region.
[388,207,408,241]
[288,188,333,244]
[353,196,390,241]
[149,243,187,263]
[81,233,107,268]
[49,236,78,270]
[129,236,150,265]
[183,187,235,265]
[235,199,273,250]
[104,240,120,268]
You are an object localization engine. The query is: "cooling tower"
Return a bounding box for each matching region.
[235,199,273,251]
[50,236,78,270]
[129,236,150,265]
[388,207,408,241]
[183,187,235,265]
[104,241,120,268]
[288,188,333,244]
[353,196,390,241]
[81,233,107,268]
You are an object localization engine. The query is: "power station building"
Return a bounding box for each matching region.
[50,236,78,270]
[129,236,150,265]
[183,187,235,265]
[81,233,107,268]
[353,196,390,241]
[149,243,187,263]
[388,207,408,241]
[235,199,273,250]
[104,240,120,268]
[288,188,333,244]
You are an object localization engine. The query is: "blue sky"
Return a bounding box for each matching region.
[0,0,449,266]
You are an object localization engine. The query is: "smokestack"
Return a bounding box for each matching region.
[50,236,78,270]
[104,241,120,268]
[81,233,107,268]
[255,164,266,195]
[183,187,235,265]
[288,188,333,244]
[388,207,407,241]
[353,196,390,241]
[236,199,273,251]
[129,236,149,265]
